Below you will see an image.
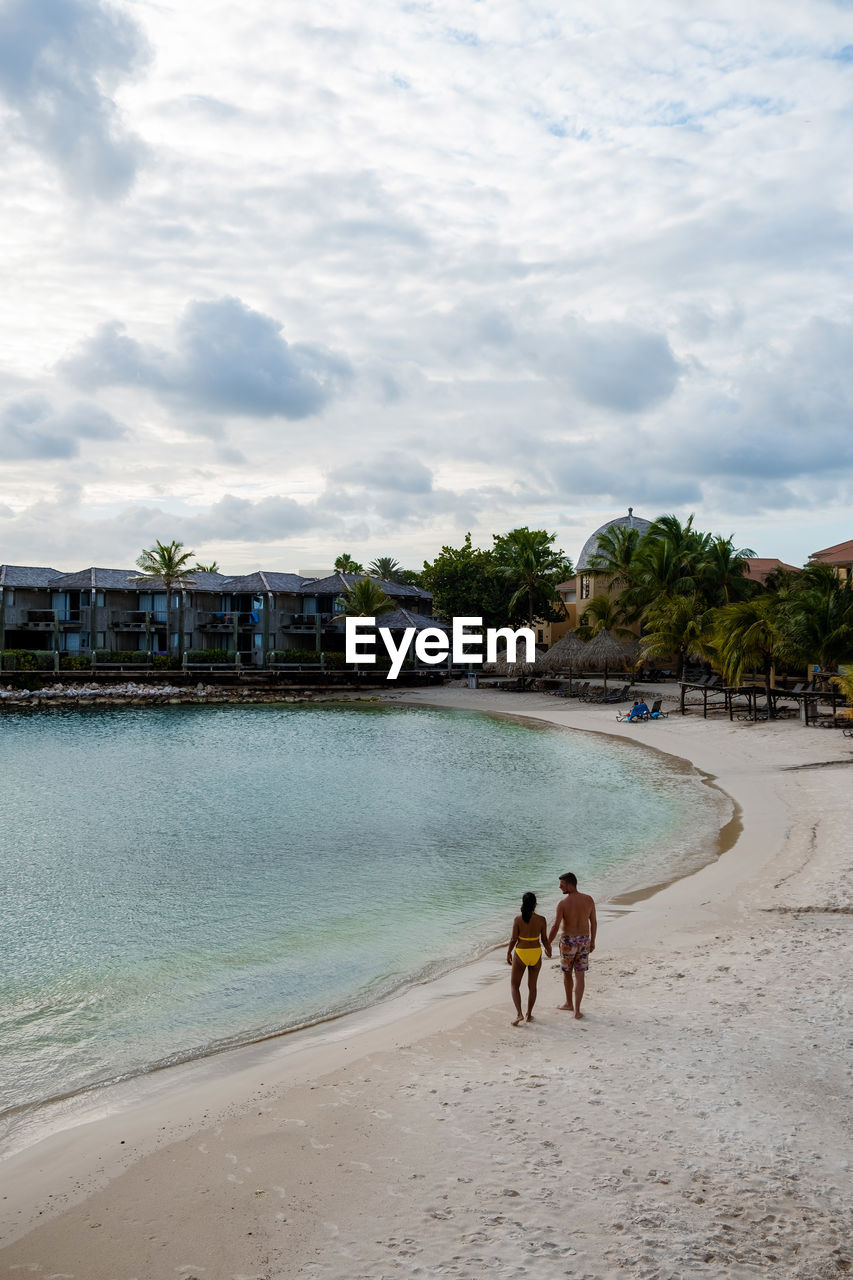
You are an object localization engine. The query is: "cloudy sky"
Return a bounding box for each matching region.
[1,0,852,575]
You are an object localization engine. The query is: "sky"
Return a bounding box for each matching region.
[1,0,852,576]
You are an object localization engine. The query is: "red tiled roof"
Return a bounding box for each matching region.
[809,539,853,566]
[744,558,799,583]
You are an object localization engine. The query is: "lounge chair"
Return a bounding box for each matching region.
[602,684,630,704]
[569,681,590,700]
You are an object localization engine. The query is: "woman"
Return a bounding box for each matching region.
[506,891,551,1026]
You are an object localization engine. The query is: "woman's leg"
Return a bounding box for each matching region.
[510,954,525,1025]
[525,959,542,1020]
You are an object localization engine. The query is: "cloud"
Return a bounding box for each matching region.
[60,297,352,420]
[0,395,126,460]
[329,452,434,494]
[0,0,149,199]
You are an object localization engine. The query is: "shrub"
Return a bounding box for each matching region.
[1,648,55,671]
[185,649,236,664]
[59,655,89,670]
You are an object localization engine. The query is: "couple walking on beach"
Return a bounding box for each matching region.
[506,873,597,1026]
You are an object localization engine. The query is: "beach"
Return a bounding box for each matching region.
[1,687,850,1279]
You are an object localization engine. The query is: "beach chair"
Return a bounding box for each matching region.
[568,681,590,699]
[602,684,630,704]
[647,698,667,719]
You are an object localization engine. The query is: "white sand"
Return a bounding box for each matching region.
[1,688,851,1279]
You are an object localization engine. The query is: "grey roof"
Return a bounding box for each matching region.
[222,571,307,593]
[576,509,653,572]
[368,608,448,632]
[300,573,431,601]
[1,564,65,588]
[129,570,230,592]
[49,567,139,590]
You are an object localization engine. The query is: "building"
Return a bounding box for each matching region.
[0,563,436,666]
[537,508,653,646]
[808,539,853,585]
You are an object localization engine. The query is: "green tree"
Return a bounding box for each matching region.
[420,534,509,627]
[491,527,574,625]
[334,553,365,574]
[193,560,220,573]
[134,539,197,657]
[336,576,396,616]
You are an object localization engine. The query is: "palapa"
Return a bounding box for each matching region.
[582,627,632,693]
[535,629,588,693]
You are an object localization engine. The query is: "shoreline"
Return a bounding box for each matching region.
[0,697,726,1155]
[1,688,850,1278]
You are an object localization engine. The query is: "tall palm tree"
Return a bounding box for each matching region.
[193,560,220,573]
[334,553,365,574]
[640,593,717,683]
[492,527,572,625]
[336,577,396,617]
[584,523,643,592]
[368,556,402,581]
[700,536,756,605]
[134,540,197,657]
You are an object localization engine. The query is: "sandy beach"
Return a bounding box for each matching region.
[1,687,851,1279]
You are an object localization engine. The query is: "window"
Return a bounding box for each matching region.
[96,591,105,606]
[4,588,14,606]
[580,574,591,600]
[96,632,106,648]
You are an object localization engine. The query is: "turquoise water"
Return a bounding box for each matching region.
[0,702,724,1134]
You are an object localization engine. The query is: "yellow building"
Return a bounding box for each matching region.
[536,508,652,646]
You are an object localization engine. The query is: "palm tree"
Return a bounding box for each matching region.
[368,556,402,581]
[134,539,197,657]
[334,553,365,574]
[780,563,853,674]
[193,560,220,573]
[492,527,573,625]
[336,577,396,617]
[640,593,717,685]
[711,594,790,719]
[576,594,634,641]
[584,523,643,592]
[700,536,756,605]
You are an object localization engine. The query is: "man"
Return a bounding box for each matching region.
[628,700,650,722]
[548,872,597,1019]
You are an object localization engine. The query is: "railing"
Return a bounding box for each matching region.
[24,609,85,626]
[288,612,335,626]
[198,611,262,628]
[110,610,167,627]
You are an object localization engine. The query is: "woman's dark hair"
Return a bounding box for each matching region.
[521,891,537,923]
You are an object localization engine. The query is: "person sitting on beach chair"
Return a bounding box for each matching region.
[627,700,650,722]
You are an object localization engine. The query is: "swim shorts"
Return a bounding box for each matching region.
[560,934,590,973]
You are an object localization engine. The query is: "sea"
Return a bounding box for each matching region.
[0,701,727,1147]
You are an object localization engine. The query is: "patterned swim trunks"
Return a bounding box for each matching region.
[560,935,590,973]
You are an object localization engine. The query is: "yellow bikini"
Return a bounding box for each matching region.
[515,936,542,966]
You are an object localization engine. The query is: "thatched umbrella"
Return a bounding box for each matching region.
[535,630,588,692]
[582,628,631,693]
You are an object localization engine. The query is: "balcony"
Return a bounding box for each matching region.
[198,611,262,631]
[23,609,85,630]
[287,612,336,628]
[110,610,167,628]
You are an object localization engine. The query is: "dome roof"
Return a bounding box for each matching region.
[576,508,652,572]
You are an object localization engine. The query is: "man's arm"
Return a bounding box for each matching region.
[589,898,597,952]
